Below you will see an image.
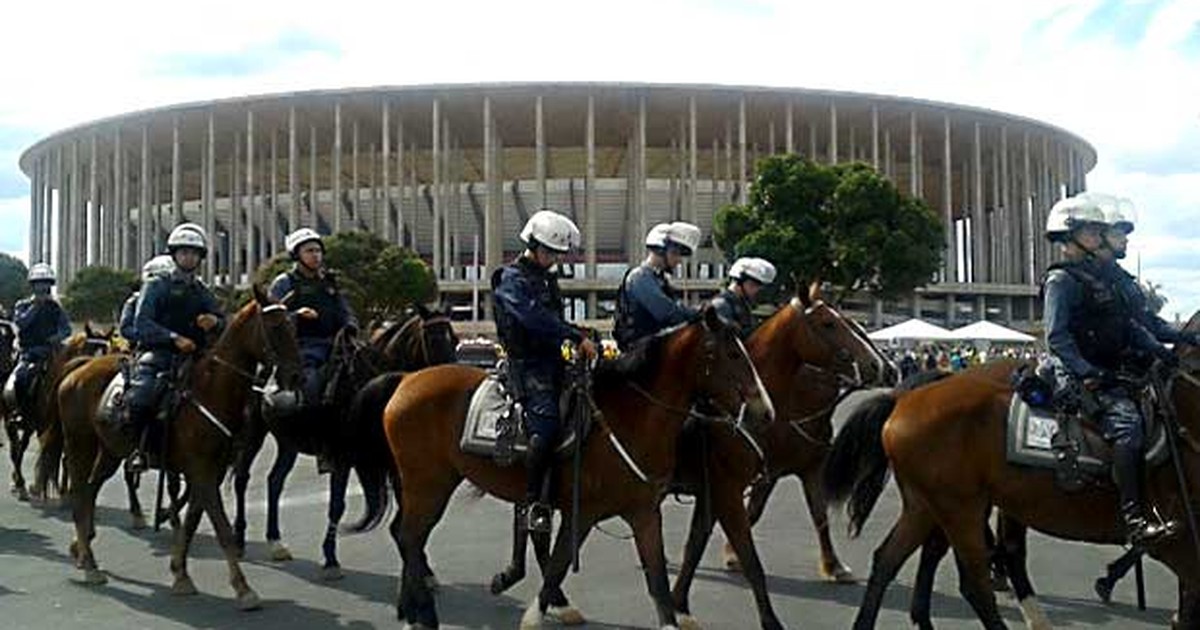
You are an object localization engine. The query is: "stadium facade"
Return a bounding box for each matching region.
[18,83,1095,328]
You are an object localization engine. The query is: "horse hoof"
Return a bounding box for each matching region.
[130,513,148,531]
[547,606,586,626]
[678,614,702,630]
[424,574,440,592]
[171,576,198,596]
[1017,596,1051,630]
[821,563,857,584]
[519,600,544,630]
[402,624,435,630]
[236,589,262,611]
[267,540,293,562]
[15,487,30,502]
[320,565,344,581]
[71,568,107,586]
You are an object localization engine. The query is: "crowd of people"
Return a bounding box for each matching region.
[886,344,1042,379]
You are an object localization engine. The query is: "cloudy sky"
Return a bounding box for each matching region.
[1,0,1196,317]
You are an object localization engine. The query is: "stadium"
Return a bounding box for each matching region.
[17,83,1095,328]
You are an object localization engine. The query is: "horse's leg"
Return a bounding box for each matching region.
[232,418,267,556]
[491,504,530,595]
[125,466,146,530]
[942,507,1009,630]
[11,426,31,501]
[672,488,715,623]
[724,476,777,571]
[265,440,299,561]
[168,484,205,597]
[1095,548,1142,604]
[396,478,457,628]
[799,465,855,583]
[908,529,949,630]
[518,508,592,629]
[713,479,784,630]
[995,514,1048,630]
[320,463,350,580]
[853,500,936,630]
[67,447,118,585]
[198,479,262,610]
[166,472,186,530]
[627,507,680,630]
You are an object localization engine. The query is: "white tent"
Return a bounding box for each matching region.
[950,320,1036,343]
[868,318,954,342]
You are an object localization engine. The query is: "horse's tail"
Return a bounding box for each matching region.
[33,355,94,498]
[823,390,898,538]
[342,371,406,534]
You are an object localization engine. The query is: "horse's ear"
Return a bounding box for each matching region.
[794,279,813,308]
[808,279,824,304]
[85,321,96,337]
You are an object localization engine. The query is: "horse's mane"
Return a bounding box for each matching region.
[208,298,261,352]
[594,322,692,388]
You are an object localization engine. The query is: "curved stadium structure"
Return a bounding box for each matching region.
[18,83,1095,327]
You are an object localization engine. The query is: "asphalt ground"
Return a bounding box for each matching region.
[0,391,1180,629]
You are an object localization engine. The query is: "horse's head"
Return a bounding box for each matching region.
[415,303,459,366]
[232,285,303,394]
[770,282,896,389]
[686,306,776,431]
[384,304,458,370]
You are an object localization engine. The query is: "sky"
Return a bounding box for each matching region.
[0,0,1197,318]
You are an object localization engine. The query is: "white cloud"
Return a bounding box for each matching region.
[1,0,1198,315]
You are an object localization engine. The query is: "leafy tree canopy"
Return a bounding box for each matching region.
[0,254,29,316]
[714,155,944,302]
[62,265,138,323]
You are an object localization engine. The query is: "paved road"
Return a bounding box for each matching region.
[0,392,1180,629]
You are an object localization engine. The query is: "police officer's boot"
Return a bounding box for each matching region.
[1113,443,1174,547]
[125,404,152,473]
[524,435,555,534]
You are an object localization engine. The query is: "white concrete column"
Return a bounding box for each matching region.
[381,101,391,241]
[973,121,985,283]
[112,130,122,267]
[884,130,892,180]
[1000,126,1010,283]
[351,119,359,228]
[288,106,298,233]
[88,135,99,265]
[432,98,442,278]
[909,112,919,196]
[807,121,816,159]
[738,96,747,204]
[586,95,596,304]
[829,102,838,164]
[28,158,38,263]
[535,95,546,208]
[231,133,241,284]
[204,113,216,281]
[942,115,954,283]
[483,96,499,276]
[395,110,405,246]
[768,120,776,156]
[171,117,181,226]
[55,147,66,278]
[785,102,794,154]
[139,127,150,265]
[638,95,648,243]
[688,96,698,229]
[246,110,256,274]
[333,101,343,233]
[309,125,317,228]
[1022,131,1032,284]
[871,105,880,170]
[270,131,278,256]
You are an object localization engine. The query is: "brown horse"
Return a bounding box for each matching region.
[667,295,897,629]
[825,313,1200,629]
[351,306,774,629]
[59,286,301,609]
[3,324,115,502]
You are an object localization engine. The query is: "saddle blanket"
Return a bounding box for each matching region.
[459,376,579,460]
[1005,395,1167,477]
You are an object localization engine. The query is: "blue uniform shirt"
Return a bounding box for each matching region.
[614,262,696,348]
[13,296,71,353]
[134,271,224,351]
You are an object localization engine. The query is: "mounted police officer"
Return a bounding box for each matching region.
[1042,194,1177,546]
[491,209,597,533]
[126,223,225,472]
[119,255,176,346]
[1087,194,1200,348]
[711,257,777,338]
[10,263,71,420]
[270,228,358,411]
[613,221,702,350]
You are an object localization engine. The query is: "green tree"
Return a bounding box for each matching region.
[0,253,29,316]
[62,265,138,323]
[714,155,943,302]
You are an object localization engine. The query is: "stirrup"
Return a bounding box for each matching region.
[127,450,148,474]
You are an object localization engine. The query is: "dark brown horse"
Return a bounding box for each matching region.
[3,324,115,502]
[351,307,774,629]
[59,287,301,609]
[231,305,458,571]
[825,313,1200,629]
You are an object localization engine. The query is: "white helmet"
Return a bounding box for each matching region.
[167,222,209,256]
[730,257,777,285]
[1108,197,1136,234]
[27,263,56,284]
[141,254,175,282]
[1045,195,1106,242]
[644,223,672,249]
[519,210,580,253]
[285,227,323,257]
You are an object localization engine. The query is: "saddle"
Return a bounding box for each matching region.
[1006,371,1168,492]
[459,369,593,465]
[98,358,185,465]
[1,367,18,413]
